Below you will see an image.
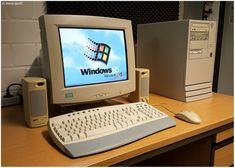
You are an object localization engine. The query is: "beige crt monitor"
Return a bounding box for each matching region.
[137,20,217,102]
[39,15,135,105]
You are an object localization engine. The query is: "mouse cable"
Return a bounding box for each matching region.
[152,103,177,115]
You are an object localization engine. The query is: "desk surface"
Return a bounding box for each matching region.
[2,93,234,166]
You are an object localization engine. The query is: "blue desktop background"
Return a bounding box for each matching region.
[59,28,128,87]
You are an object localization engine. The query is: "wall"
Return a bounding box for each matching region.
[206,2,220,22]
[182,1,203,20]
[217,2,234,95]
[1,1,45,95]
[205,1,234,96]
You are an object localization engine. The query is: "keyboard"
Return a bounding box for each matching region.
[48,102,176,157]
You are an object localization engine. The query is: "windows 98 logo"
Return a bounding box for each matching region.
[84,38,111,65]
[81,38,113,76]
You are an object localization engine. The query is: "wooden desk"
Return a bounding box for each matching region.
[2,93,233,166]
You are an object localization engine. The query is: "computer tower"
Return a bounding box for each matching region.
[137,20,217,102]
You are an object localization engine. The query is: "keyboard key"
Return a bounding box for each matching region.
[78,133,86,139]
[71,134,79,141]
[62,136,71,143]
[85,125,116,137]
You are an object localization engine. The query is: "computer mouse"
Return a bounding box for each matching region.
[175,111,201,124]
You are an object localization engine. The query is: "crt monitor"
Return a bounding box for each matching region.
[39,15,136,105]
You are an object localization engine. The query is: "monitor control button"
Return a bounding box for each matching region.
[95,93,108,98]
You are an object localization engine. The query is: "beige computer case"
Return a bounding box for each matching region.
[137,20,217,102]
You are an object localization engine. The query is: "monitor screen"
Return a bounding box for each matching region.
[58,28,128,87]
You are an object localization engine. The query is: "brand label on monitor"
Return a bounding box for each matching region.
[65,92,74,98]
[58,28,128,87]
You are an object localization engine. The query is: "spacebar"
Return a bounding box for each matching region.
[64,117,176,158]
[86,125,116,137]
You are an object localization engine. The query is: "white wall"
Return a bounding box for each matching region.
[1,1,45,95]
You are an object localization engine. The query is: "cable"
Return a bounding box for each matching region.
[4,83,22,98]
[153,103,177,115]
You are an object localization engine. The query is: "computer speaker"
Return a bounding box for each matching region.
[128,68,150,103]
[22,77,48,127]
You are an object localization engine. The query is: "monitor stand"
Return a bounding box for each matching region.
[48,95,129,118]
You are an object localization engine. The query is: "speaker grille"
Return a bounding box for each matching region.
[141,77,149,97]
[30,90,47,117]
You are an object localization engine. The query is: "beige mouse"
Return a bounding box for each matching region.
[175,111,201,124]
